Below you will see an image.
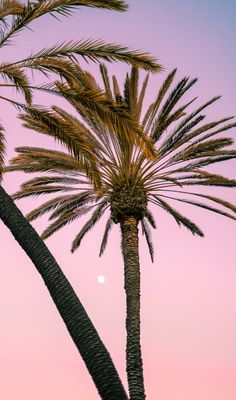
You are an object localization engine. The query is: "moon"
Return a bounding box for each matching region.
[97,275,106,284]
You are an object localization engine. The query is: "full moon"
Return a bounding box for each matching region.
[97,275,106,284]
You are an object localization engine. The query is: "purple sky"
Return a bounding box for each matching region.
[1,1,236,399]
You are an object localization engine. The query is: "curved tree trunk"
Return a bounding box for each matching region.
[0,186,128,400]
[120,216,145,400]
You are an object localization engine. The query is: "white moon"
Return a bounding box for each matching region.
[97,275,106,284]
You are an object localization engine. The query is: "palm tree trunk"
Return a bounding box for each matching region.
[120,216,145,400]
[0,185,128,400]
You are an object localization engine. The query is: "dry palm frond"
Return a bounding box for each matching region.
[0,63,32,103]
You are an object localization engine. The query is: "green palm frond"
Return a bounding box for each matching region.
[71,202,108,252]
[99,217,113,256]
[141,218,154,262]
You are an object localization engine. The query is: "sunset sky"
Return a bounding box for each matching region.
[1,1,236,399]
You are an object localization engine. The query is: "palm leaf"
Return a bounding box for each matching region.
[100,63,113,100]
[41,208,90,240]
[12,185,77,200]
[21,175,84,188]
[0,0,25,19]
[141,219,154,262]
[99,217,113,256]
[20,39,161,72]
[71,202,107,252]
[49,191,94,220]
[153,196,204,236]
[0,63,32,103]
[26,194,75,222]
[158,194,236,222]
[143,68,177,131]
[144,208,157,228]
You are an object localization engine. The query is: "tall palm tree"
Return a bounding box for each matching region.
[6,66,236,400]
[0,184,128,400]
[0,2,161,399]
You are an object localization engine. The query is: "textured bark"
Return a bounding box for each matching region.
[121,216,145,400]
[0,186,128,400]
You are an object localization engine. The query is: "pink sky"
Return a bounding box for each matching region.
[1,1,236,399]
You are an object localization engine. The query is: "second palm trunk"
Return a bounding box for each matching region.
[121,216,145,400]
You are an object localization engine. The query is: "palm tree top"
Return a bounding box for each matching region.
[6,65,236,261]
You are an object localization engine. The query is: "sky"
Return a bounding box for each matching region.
[1,1,236,399]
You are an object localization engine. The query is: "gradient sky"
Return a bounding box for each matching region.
[1,1,236,399]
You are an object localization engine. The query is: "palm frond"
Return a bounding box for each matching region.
[21,39,161,72]
[49,191,94,220]
[21,175,84,189]
[99,217,113,256]
[0,1,128,47]
[6,146,83,174]
[149,77,198,144]
[129,67,139,116]
[0,0,25,21]
[143,68,177,131]
[0,63,32,103]
[112,75,122,101]
[25,194,75,222]
[19,107,102,187]
[71,202,107,252]
[12,184,77,200]
[100,63,113,100]
[41,207,89,240]
[141,218,154,262]
[144,208,157,228]
[153,196,204,236]
[158,194,236,222]
[171,138,233,163]
[136,73,149,122]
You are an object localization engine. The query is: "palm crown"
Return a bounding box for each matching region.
[7,65,236,260]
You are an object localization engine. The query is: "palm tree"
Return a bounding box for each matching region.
[6,66,236,400]
[0,2,162,399]
[0,184,128,400]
